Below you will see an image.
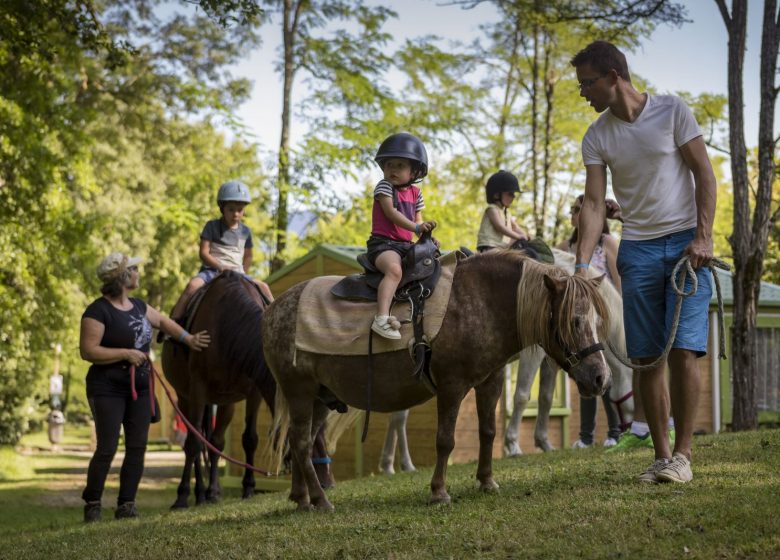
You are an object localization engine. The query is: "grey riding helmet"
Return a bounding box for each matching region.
[485,170,520,203]
[374,133,429,181]
[217,180,252,206]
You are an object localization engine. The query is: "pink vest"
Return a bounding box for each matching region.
[371,185,421,242]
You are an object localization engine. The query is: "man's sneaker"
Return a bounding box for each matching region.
[637,458,670,483]
[655,452,693,483]
[572,439,592,449]
[603,437,619,448]
[371,315,401,340]
[606,430,653,453]
[83,501,101,523]
[115,501,139,519]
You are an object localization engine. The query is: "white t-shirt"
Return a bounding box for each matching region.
[581,94,702,240]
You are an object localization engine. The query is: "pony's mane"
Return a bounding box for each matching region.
[214,272,275,394]
[515,256,610,351]
[552,247,624,349]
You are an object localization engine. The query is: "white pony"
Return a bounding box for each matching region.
[378,249,634,474]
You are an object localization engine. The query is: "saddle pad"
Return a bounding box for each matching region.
[295,252,458,356]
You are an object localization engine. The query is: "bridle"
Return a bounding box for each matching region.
[548,312,604,372]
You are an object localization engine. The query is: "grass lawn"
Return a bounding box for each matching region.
[0,428,778,559]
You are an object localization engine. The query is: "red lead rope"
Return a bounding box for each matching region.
[611,390,634,432]
[139,357,275,477]
[129,363,156,417]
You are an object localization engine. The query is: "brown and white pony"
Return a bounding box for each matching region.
[263,251,611,511]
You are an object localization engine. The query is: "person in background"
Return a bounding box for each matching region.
[169,180,273,322]
[560,194,622,449]
[80,252,210,522]
[476,170,529,253]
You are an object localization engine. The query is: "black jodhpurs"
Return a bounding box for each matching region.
[82,394,151,505]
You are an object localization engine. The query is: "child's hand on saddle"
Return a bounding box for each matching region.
[186,330,211,351]
[417,221,437,234]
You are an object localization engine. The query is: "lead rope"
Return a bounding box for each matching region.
[147,358,275,477]
[607,256,731,372]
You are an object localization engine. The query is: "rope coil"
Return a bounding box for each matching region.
[607,256,730,372]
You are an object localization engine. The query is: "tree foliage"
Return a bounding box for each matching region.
[0,0,266,443]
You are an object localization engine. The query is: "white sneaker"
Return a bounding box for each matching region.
[656,452,693,483]
[603,437,618,448]
[371,315,401,340]
[572,439,591,449]
[638,458,671,484]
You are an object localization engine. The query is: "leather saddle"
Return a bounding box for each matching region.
[331,232,442,301]
[510,237,555,264]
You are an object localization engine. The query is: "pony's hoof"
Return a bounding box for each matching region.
[170,501,188,510]
[504,442,523,457]
[536,440,556,452]
[312,500,335,512]
[295,503,313,512]
[379,463,395,475]
[401,464,417,473]
[242,488,255,499]
[320,479,336,490]
[428,493,451,506]
[479,479,500,493]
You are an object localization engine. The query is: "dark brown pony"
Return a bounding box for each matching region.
[264,251,612,511]
[162,271,333,509]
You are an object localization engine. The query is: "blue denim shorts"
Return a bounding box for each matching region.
[617,228,712,359]
[197,267,254,284]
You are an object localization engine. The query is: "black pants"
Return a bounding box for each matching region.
[578,387,622,444]
[82,394,151,505]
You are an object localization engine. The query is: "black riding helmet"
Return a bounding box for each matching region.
[485,170,521,204]
[374,132,428,183]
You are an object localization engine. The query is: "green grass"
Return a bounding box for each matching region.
[0,429,778,559]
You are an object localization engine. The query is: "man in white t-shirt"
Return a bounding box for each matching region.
[570,41,717,484]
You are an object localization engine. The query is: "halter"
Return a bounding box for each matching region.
[549,314,604,371]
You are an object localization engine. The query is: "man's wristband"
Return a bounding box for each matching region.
[178,330,190,342]
[575,263,590,270]
[415,223,421,235]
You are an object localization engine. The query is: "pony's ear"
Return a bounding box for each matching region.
[543,274,565,294]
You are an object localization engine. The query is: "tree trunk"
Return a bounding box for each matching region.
[716,0,780,430]
[272,0,298,273]
[540,31,554,239]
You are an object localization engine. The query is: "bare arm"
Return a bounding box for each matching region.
[243,246,253,272]
[679,136,717,268]
[378,196,436,235]
[575,165,608,275]
[146,305,210,351]
[80,317,147,366]
[486,207,527,241]
[602,234,622,295]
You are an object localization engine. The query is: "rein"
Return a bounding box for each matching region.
[607,256,730,372]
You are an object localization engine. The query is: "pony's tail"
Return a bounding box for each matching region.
[324,408,362,455]
[265,387,290,474]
